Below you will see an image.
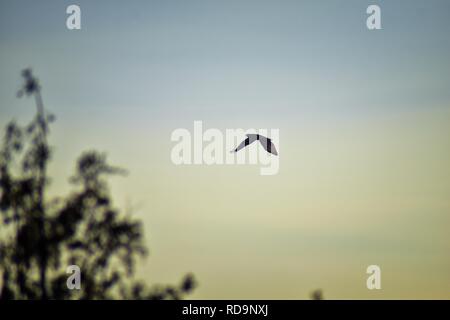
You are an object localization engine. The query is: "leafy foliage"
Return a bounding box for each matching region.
[0,69,195,299]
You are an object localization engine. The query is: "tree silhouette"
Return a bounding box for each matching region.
[310,289,323,300]
[0,69,195,299]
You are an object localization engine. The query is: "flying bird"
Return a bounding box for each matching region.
[232,134,278,155]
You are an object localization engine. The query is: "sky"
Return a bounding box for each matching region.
[1,0,450,299]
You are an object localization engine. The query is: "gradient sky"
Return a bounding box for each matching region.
[1,0,450,299]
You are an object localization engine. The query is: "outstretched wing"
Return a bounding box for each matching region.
[233,137,257,152]
[258,136,278,155]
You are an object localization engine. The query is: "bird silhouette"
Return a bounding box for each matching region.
[232,134,278,155]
